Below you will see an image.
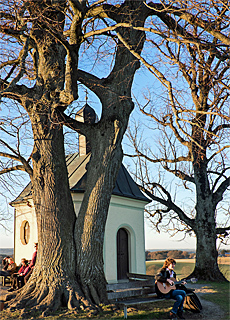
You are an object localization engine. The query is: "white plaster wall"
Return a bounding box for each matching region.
[104,196,146,283]
[14,200,38,266]
[72,193,146,283]
[14,193,147,282]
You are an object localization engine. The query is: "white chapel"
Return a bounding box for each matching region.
[11,104,150,283]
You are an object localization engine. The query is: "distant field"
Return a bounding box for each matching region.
[218,257,230,265]
[0,248,13,256]
[146,257,230,280]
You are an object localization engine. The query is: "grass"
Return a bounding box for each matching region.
[0,301,175,319]
[146,260,195,279]
[200,281,230,320]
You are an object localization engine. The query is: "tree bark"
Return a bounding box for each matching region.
[5,112,82,316]
[190,139,227,281]
[191,189,226,281]
[192,222,226,281]
[3,0,147,315]
[75,107,130,304]
[73,1,147,303]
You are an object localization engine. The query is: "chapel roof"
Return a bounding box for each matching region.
[10,153,150,205]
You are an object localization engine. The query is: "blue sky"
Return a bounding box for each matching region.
[1,12,229,252]
[0,72,229,252]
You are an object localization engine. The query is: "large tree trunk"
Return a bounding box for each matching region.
[5,112,82,316]
[75,114,126,304]
[190,147,227,281]
[73,1,146,304]
[192,215,226,281]
[4,4,84,313]
[4,1,147,315]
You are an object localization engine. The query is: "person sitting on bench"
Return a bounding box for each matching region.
[8,258,29,291]
[24,242,38,283]
[155,258,187,320]
[2,256,10,271]
[0,257,17,277]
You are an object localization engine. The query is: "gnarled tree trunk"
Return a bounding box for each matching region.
[74,114,126,304]
[4,1,147,316]
[5,112,82,316]
[73,0,147,304]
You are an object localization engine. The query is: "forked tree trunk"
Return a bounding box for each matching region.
[74,118,125,304]
[73,1,146,303]
[4,1,146,315]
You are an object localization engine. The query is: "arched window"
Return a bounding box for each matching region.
[20,220,30,245]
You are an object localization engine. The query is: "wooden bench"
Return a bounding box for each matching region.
[0,266,21,286]
[107,273,193,319]
[0,275,11,286]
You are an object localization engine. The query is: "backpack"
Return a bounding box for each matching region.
[183,292,203,313]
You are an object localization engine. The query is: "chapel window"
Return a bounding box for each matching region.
[20,220,30,245]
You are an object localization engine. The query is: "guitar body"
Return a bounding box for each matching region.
[156,278,197,295]
[156,277,177,294]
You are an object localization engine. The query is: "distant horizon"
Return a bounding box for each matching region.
[1,247,229,251]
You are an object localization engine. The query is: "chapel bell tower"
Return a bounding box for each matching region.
[75,103,97,156]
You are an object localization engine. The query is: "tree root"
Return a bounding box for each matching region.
[4,276,103,317]
[189,267,228,282]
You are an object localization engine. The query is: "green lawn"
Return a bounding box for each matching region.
[201,281,230,320]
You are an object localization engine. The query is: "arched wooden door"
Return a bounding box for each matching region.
[117,228,129,280]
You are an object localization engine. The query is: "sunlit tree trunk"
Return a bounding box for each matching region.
[191,153,226,281]
[6,111,81,315]
[75,110,128,303]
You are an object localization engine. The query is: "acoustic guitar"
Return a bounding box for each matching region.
[156,278,197,294]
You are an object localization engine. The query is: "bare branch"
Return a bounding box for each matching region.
[213,176,230,206]
[216,227,230,235]
[0,165,26,175]
[138,183,195,228]
[145,2,230,46]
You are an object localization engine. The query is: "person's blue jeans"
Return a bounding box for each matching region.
[164,289,186,314]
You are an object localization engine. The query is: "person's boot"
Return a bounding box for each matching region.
[177,310,185,319]
[169,311,177,319]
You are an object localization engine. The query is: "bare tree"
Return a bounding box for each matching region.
[1,1,229,316]
[126,0,230,281]
[0,0,149,316]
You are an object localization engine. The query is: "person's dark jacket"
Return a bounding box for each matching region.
[2,257,10,270]
[155,267,177,298]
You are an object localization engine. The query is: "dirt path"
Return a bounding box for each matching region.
[184,283,225,320]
